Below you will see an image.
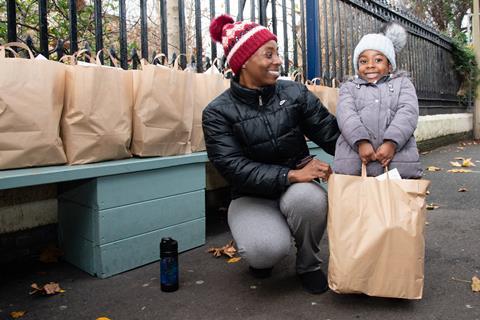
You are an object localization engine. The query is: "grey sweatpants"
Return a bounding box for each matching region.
[228,182,328,274]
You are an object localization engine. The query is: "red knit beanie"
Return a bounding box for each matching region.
[209,15,277,75]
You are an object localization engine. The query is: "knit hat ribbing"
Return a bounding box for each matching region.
[209,14,277,75]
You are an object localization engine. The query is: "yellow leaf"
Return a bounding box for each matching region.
[447,169,473,173]
[472,276,480,292]
[227,257,242,263]
[207,241,237,259]
[96,317,112,320]
[10,311,26,318]
[426,203,440,210]
[30,282,63,295]
[427,166,441,172]
[450,161,462,167]
[462,158,476,167]
[458,187,468,192]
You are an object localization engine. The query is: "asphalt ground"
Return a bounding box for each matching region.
[0,140,479,320]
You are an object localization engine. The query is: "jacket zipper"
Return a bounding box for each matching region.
[258,94,279,153]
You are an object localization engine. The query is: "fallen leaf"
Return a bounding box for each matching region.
[39,244,63,263]
[30,282,64,295]
[458,187,468,192]
[426,166,441,172]
[421,151,430,155]
[10,311,26,318]
[207,241,237,258]
[472,276,480,292]
[462,158,476,167]
[426,203,440,210]
[96,318,112,320]
[227,257,242,263]
[447,169,473,173]
[450,161,462,167]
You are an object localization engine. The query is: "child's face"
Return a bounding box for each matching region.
[357,50,392,83]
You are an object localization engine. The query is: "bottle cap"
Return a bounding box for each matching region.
[160,237,178,254]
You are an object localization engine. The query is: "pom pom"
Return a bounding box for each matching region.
[210,14,235,43]
[381,22,407,52]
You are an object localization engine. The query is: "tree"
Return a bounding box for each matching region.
[402,0,472,36]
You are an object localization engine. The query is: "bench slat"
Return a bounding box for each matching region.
[0,152,208,190]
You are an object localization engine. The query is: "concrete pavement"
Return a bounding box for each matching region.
[0,140,479,320]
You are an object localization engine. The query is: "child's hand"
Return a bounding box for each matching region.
[358,141,376,164]
[376,141,396,167]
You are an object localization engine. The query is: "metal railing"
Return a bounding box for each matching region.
[1,0,465,109]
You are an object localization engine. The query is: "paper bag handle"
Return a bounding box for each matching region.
[0,42,35,59]
[75,49,96,63]
[59,54,76,65]
[0,46,18,58]
[362,163,391,179]
[173,54,186,70]
[96,48,118,68]
[152,53,167,65]
[361,163,367,178]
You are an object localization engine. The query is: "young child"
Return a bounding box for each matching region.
[333,22,422,179]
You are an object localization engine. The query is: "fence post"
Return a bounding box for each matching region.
[306,0,320,79]
[473,0,480,139]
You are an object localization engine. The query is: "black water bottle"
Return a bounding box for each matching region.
[160,237,179,292]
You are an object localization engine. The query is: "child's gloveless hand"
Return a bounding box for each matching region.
[357,141,376,164]
[375,141,396,167]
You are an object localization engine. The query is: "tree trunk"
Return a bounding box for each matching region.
[167,0,180,56]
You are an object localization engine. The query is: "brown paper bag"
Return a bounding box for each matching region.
[191,64,230,152]
[131,55,194,156]
[327,165,430,299]
[0,42,67,169]
[60,49,133,164]
[306,78,339,115]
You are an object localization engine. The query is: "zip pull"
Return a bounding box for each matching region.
[388,83,394,92]
[259,95,263,106]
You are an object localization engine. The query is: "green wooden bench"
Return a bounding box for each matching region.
[0,153,208,278]
[0,142,330,278]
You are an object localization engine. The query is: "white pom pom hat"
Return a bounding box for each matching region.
[353,22,407,74]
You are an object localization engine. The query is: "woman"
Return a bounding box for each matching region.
[202,15,340,294]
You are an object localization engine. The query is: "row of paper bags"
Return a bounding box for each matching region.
[0,43,339,170]
[0,43,231,169]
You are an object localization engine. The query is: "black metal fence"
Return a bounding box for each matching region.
[308,0,462,109]
[1,0,466,110]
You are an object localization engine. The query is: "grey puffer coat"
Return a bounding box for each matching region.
[333,73,422,178]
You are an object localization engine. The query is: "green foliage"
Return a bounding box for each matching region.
[451,32,479,101]
[0,0,7,44]
[405,0,471,37]
[0,0,119,57]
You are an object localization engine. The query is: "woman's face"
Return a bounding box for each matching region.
[239,40,282,89]
[357,50,392,83]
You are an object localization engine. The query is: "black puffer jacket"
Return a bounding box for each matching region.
[202,79,340,199]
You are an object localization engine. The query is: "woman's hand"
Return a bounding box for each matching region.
[288,159,332,183]
[358,141,376,164]
[376,141,396,167]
